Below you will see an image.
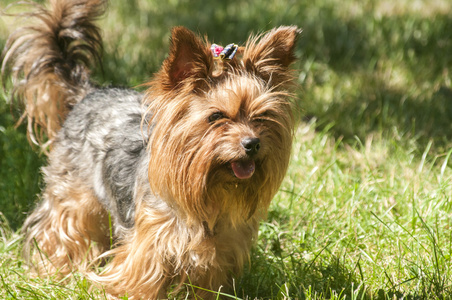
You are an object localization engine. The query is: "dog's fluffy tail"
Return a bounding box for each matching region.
[1,0,106,148]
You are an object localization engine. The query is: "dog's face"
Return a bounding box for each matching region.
[144,26,299,226]
[199,74,293,186]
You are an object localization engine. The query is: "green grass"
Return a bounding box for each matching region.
[2,0,452,298]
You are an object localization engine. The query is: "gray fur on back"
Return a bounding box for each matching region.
[55,87,148,233]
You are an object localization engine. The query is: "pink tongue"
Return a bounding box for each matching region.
[231,160,255,179]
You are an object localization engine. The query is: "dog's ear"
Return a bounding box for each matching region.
[243,26,300,86]
[160,26,212,90]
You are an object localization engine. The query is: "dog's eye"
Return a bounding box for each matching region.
[254,112,271,123]
[208,112,225,123]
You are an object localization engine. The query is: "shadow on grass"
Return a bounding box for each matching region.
[301,13,452,76]
[304,79,452,152]
[94,0,308,86]
[238,225,452,299]
[0,95,44,231]
[299,13,452,153]
[239,255,365,299]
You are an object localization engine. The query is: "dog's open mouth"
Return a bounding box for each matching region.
[231,160,255,179]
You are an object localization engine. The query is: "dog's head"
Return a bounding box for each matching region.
[144,26,300,227]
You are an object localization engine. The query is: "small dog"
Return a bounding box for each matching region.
[2,0,299,298]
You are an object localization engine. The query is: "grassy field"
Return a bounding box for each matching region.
[1,0,452,298]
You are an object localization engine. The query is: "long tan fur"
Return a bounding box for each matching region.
[1,0,105,148]
[93,26,298,298]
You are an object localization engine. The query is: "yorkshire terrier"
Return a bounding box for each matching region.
[2,0,299,298]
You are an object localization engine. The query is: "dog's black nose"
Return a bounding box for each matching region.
[241,137,261,156]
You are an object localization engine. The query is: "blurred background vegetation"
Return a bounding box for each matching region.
[1,0,452,298]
